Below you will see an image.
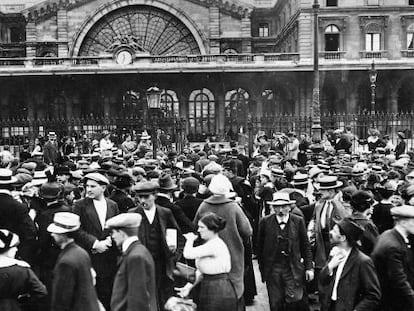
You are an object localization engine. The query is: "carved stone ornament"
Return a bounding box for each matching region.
[318,16,347,32]
[359,16,389,32]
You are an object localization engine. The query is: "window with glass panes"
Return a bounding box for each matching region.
[188,89,215,136]
[365,23,381,51]
[259,23,269,37]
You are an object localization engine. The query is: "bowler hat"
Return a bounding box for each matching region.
[40,182,63,199]
[337,218,364,242]
[47,212,80,234]
[0,229,19,252]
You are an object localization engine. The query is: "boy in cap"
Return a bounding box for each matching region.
[48,212,100,311]
[319,218,380,311]
[372,205,414,311]
[107,213,157,311]
[72,172,119,311]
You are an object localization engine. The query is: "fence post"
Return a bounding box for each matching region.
[247,115,253,157]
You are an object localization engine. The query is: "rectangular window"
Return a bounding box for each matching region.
[365,33,381,51]
[410,0,414,5]
[326,0,338,6]
[259,23,269,37]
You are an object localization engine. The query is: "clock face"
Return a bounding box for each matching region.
[116,50,133,65]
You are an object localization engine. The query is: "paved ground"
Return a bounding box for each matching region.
[247,260,320,311]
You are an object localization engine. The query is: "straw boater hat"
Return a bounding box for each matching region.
[0,169,17,185]
[140,130,151,140]
[267,192,296,206]
[47,212,81,234]
[316,176,343,190]
[0,229,20,252]
[292,173,309,186]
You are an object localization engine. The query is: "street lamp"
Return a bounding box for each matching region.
[146,86,161,159]
[369,61,378,121]
[311,0,322,143]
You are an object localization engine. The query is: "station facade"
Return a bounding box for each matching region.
[0,0,414,140]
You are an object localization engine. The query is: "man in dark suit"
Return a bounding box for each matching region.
[155,173,194,233]
[107,213,157,311]
[130,181,185,308]
[319,218,381,311]
[0,168,37,264]
[48,212,100,311]
[371,205,414,311]
[43,132,60,165]
[73,172,119,311]
[257,192,314,311]
[175,177,203,223]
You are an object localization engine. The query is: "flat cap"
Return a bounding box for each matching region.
[391,205,414,218]
[106,213,142,229]
[132,181,159,194]
[83,173,109,185]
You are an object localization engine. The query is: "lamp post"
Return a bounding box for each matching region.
[146,86,161,159]
[311,0,322,143]
[368,61,378,127]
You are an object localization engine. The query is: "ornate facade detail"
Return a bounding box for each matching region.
[22,0,253,22]
[401,15,414,30]
[359,16,389,32]
[78,6,201,56]
[318,16,347,32]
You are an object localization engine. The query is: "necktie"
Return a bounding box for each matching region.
[279,221,286,230]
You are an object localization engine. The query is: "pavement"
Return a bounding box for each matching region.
[247,260,320,311]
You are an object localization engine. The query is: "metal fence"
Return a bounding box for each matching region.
[1,112,414,155]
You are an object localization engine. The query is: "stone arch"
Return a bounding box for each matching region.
[70,0,207,56]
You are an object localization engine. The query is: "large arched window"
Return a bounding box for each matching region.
[325,24,340,51]
[160,90,179,118]
[225,88,250,140]
[188,88,215,139]
[407,24,414,50]
[365,23,381,51]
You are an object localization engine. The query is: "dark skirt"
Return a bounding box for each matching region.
[198,273,238,311]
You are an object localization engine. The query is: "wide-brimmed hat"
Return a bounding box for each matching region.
[267,192,296,206]
[158,173,178,191]
[0,169,17,185]
[0,229,19,252]
[208,174,234,196]
[316,176,343,190]
[32,170,48,186]
[47,212,80,234]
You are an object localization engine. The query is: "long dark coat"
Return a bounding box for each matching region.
[51,242,99,311]
[371,228,414,311]
[72,197,119,277]
[257,213,313,284]
[319,247,381,311]
[0,193,37,264]
[111,240,157,311]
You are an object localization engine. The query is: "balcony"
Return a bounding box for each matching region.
[319,51,346,60]
[401,50,414,58]
[359,51,388,59]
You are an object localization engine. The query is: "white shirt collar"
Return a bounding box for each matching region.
[276,214,289,224]
[143,206,157,224]
[395,226,410,244]
[122,236,139,253]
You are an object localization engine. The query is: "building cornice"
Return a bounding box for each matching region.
[22,0,253,23]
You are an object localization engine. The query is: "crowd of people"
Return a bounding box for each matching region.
[0,127,414,311]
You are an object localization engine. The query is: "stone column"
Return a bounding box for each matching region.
[241,14,252,53]
[209,6,220,54]
[57,9,69,57]
[216,91,225,137]
[26,21,36,57]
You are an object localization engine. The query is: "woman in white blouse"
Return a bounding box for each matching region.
[178,212,237,311]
